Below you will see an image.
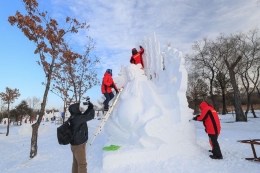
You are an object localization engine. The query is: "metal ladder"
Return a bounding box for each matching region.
[86,87,124,152]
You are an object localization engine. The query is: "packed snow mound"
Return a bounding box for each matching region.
[101,43,199,169]
[18,122,51,136]
[18,123,32,135]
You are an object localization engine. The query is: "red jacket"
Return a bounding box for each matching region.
[101,72,118,94]
[196,101,221,135]
[130,47,144,68]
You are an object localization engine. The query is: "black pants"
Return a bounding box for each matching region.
[103,92,114,109]
[208,134,223,157]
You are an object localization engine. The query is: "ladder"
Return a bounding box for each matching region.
[86,87,124,152]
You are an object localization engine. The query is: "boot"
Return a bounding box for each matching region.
[209,155,223,160]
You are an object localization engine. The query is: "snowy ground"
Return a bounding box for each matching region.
[0,112,260,173]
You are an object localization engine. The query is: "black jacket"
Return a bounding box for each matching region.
[68,103,95,146]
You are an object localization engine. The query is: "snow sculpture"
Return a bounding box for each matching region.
[102,35,199,169]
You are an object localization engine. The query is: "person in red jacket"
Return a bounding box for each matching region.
[130,45,145,69]
[101,69,119,111]
[193,101,223,159]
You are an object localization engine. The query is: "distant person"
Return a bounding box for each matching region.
[61,112,65,123]
[101,69,119,112]
[192,101,223,159]
[130,45,145,69]
[69,102,95,173]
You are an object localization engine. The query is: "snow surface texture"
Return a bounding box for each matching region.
[102,37,198,169]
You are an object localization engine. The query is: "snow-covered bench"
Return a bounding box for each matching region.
[237,139,260,162]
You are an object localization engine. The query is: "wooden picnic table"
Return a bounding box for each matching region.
[237,139,260,162]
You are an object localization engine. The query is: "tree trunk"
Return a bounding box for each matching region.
[209,71,217,112]
[30,91,49,158]
[250,102,257,118]
[6,103,10,136]
[229,70,246,121]
[63,102,66,124]
[244,94,251,117]
[30,122,39,158]
[221,88,227,115]
[210,89,217,111]
[30,58,54,158]
[194,99,200,115]
[30,86,50,158]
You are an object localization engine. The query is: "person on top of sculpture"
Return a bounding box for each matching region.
[130,45,145,69]
[101,69,119,111]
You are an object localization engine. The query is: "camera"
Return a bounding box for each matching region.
[83,96,90,105]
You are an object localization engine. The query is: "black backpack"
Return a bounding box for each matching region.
[57,116,74,145]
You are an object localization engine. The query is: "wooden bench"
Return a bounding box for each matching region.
[237,139,260,162]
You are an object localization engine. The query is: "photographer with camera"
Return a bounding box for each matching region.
[68,99,95,173]
[101,69,119,112]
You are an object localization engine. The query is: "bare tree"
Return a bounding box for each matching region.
[51,42,100,123]
[214,70,230,114]
[50,69,72,123]
[186,38,221,110]
[62,44,100,103]
[213,33,246,121]
[237,29,260,118]
[0,87,20,136]
[186,71,209,114]
[8,0,90,158]
[209,40,231,114]
[186,29,260,121]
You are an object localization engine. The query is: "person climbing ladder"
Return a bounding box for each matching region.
[101,69,119,112]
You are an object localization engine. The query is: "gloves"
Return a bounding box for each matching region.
[115,89,119,94]
[140,45,143,49]
[192,115,200,121]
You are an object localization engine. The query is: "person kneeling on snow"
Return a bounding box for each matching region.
[192,101,223,159]
[101,69,119,112]
[69,102,95,173]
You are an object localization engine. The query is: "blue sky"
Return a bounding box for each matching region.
[1,0,260,109]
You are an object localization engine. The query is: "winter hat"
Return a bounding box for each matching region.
[68,103,81,114]
[132,48,137,55]
[106,69,112,76]
[199,101,208,110]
